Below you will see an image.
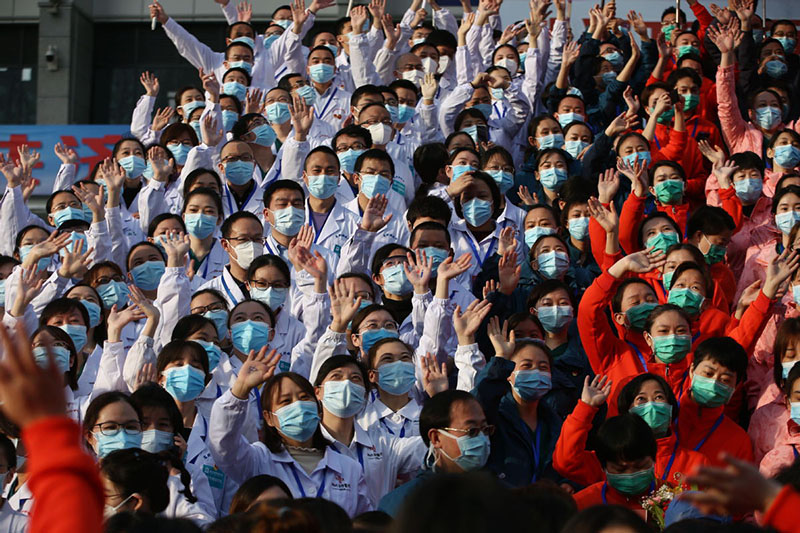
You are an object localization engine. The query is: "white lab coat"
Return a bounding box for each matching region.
[208,390,372,517]
[303,199,360,260]
[359,397,422,439]
[340,199,411,274]
[198,267,246,309]
[0,502,26,533]
[221,180,267,220]
[189,239,229,292]
[312,84,352,132]
[449,214,524,285]
[163,473,215,526]
[262,120,337,187]
[270,308,306,374]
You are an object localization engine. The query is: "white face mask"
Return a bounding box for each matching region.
[402,69,424,86]
[495,58,518,77]
[437,55,451,74]
[231,241,262,269]
[367,123,393,145]
[420,57,438,74]
[104,493,137,520]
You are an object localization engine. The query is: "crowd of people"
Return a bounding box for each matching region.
[2,0,800,531]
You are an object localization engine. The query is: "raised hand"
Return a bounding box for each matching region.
[624,247,666,274]
[149,2,168,24]
[237,1,252,23]
[199,68,220,102]
[763,249,800,300]
[147,145,174,182]
[518,185,538,206]
[329,279,363,333]
[161,231,191,267]
[453,299,492,345]
[10,265,45,318]
[350,5,369,34]
[244,88,263,114]
[436,253,472,281]
[100,157,126,196]
[622,86,640,116]
[24,231,70,270]
[140,71,160,96]
[581,375,611,407]
[605,110,638,138]
[498,250,521,295]
[308,0,336,14]
[128,285,161,329]
[712,159,738,189]
[587,196,618,234]
[298,248,328,289]
[656,31,671,57]
[134,363,159,390]
[291,94,314,140]
[627,10,648,39]
[596,167,620,204]
[616,157,648,197]
[487,316,515,358]
[106,304,147,343]
[17,145,40,177]
[0,156,23,188]
[150,106,174,131]
[231,347,282,399]
[707,22,737,54]
[404,250,433,294]
[562,40,581,66]
[72,183,104,221]
[201,114,224,147]
[54,142,79,166]
[287,225,315,270]
[383,14,402,50]
[57,236,93,280]
[359,194,393,232]
[420,73,438,102]
[697,139,726,167]
[367,0,386,26]
[421,353,449,397]
[290,0,309,33]
[497,226,517,257]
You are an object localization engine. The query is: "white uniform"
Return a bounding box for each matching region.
[199,267,247,309]
[304,199,360,260]
[449,215,524,286]
[189,239,230,292]
[312,84,352,132]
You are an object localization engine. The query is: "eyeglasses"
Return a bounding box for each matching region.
[249,279,290,290]
[221,155,255,164]
[442,425,495,438]
[92,421,143,436]
[95,275,124,285]
[359,321,399,332]
[335,142,367,153]
[382,257,408,269]
[191,302,227,314]
[225,236,266,245]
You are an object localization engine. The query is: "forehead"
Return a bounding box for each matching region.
[118,140,142,152]
[228,44,253,57]
[309,49,335,61]
[222,141,252,156]
[360,105,389,120]
[652,309,688,327]
[360,157,391,171]
[307,151,338,167]
[511,344,549,363]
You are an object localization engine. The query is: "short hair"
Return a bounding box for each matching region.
[617,373,679,420]
[666,67,702,89]
[480,145,515,172]
[611,278,657,314]
[174,86,202,110]
[535,147,569,169]
[418,389,480,446]
[162,122,199,146]
[594,413,657,467]
[304,145,339,171]
[228,475,293,514]
[314,354,370,392]
[221,66,252,87]
[229,299,276,328]
[692,337,748,384]
[307,45,336,62]
[130,383,184,438]
[371,243,412,276]
[247,254,291,284]
[526,279,576,312]
[425,28,457,51]
[126,241,165,271]
[648,160,686,186]
[351,84,384,107]
[225,40,254,59]
[171,314,217,342]
[220,211,262,239]
[337,272,377,301]
[730,151,765,174]
[562,505,651,533]
[147,213,186,238]
[661,6,687,23]
[669,261,713,297]
[262,179,305,207]
[686,205,735,236]
[409,221,451,247]
[183,168,222,197]
[637,212,681,249]
[406,195,452,227]
[413,143,449,185]
[452,171,502,221]
[156,340,209,377]
[40,297,90,329]
[230,113,265,140]
[100,449,171,514]
[182,187,223,217]
[45,189,79,216]
[332,124,372,151]
[388,79,420,98]
[354,148,395,177]
[772,185,800,214]
[454,108,487,131]
[774,318,800,387]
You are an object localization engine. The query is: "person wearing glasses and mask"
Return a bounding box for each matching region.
[215,140,266,219]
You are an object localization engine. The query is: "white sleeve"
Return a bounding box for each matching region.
[177,144,216,194]
[437,83,472,137]
[105,206,131,269]
[410,290,432,341]
[545,20,568,88]
[155,267,192,350]
[2,306,39,339]
[536,24,550,73]
[433,8,459,36]
[417,102,441,144]
[85,219,112,264]
[4,268,72,318]
[495,83,530,135]
[276,30,305,76]
[137,179,170,234]
[53,163,77,193]
[349,33,380,87]
[521,48,543,109]
[465,25,482,63]
[478,24,495,70]
[308,327,349,385]
[335,228,375,277]
[455,45,474,86]
[290,290,331,378]
[221,0,237,25]
[162,18,223,72]
[422,296,451,364]
[199,100,223,145]
[400,8,416,27]
[0,189,21,257]
[208,390,269,484]
[373,47,397,86]
[91,341,128,396]
[280,137,311,184]
[123,334,157,392]
[454,342,486,391]
[131,95,156,141]
[364,26,383,61]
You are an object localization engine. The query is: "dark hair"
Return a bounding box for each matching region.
[454,108,487,132]
[304,145,340,172]
[314,354,370,393]
[729,151,765,175]
[480,145,515,173]
[769,130,800,157]
[452,171,502,222]
[0,434,16,471]
[419,389,480,446]
[183,168,222,197]
[669,261,713,297]
[784,363,800,399]
[666,67,701,89]
[0,254,20,274]
[191,288,228,310]
[85,261,124,288]
[351,303,392,338]
[444,131,476,152]
[182,187,223,218]
[174,86,202,111]
[231,113,267,141]
[13,224,49,258]
[112,137,147,160]
[511,339,553,366]
[409,221,452,248]
[31,325,79,390]
[594,413,657,467]
[351,84,383,107]
[171,314,217,342]
[156,340,210,378]
[526,279,575,312]
[562,505,652,533]
[638,212,681,249]
[225,40,254,59]
[370,243,412,278]
[83,391,143,438]
[388,78,420,99]
[247,254,291,286]
[45,189,80,216]
[162,122,199,147]
[643,303,692,334]
[413,143,449,189]
[100,449,171,514]
[366,337,412,371]
[228,474,293,514]
[126,241,166,272]
[39,297,90,330]
[617,373,679,420]
[260,373,328,453]
[686,206,735,238]
[692,337,748,384]
[263,179,305,208]
[426,28,457,51]
[611,278,657,314]
[146,213,186,238]
[354,148,395,178]
[772,185,800,215]
[773,317,800,387]
[406,195,452,227]
[336,272,377,302]
[220,211,262,239]
[332,125,372,153]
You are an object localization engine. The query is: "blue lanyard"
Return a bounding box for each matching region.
[381,417,406,437]
[693,414,724,452]
[315,87,339,120]
[675,369,690,407]
[189,417,210,465]
[793,445,799,460]
[200,240,217,279]
[626,341,648,372]
[530,424,541,483]
[220,273,240,306]
[601,480,655,504]
[661,439,680,481]
[225,183,256,214]
[290,465,327,498]
[330,442,365,470]
[464,221,506,268]
[690,117,699,138]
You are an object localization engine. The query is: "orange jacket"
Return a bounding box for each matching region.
[691,290,775,355]
[764,485,800,533]
[24,416,103,533]
[574,480,654,517]
[676,390,754,467]
[553,400,709,487]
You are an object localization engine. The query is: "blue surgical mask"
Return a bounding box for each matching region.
[421,247,449,276]
[52,206,85,228]
[227,60,253,75]
[601,71,617,85]
[163,365,206,402]
[377,360,416,395]
[775,36,797,55]
[0,280,5,307]
[18,245,51,273]
[195,340,223,372]
[602,51,624,68]
[755,106,782,130]
[537,133,565,149]
[361,328,399,354]
[536,250,569,279]
[437,430,490,472]
[471,103,492,120]
[338,149,366,174]
[140,429,175,453]
[272,206,305,236]
[774,145,800,169]
[307,174,339,199]
[97,280,129,309]
[130,260,166,291]
[184,213,218,239]
[204,309,229,340]
[189,120,203,141]
[451,165,475,181]
[265,102,291,125]
[537,305,573,332]
[296,84,317,105]
[622,151,652,168]
[539,167,568,190]
[222,81,247,102]
[222,110,239,132]
[386,105,399,123]
[486,169,514,194]
[250,286,288,312]
[167,143,191,166]
[273,400,320,441]
[490,87,505,101]
[461,198,493,227]
[733,178,763,203]
[397,104,415,123]
[78,299,102,328]
[59,231,88,257]
[791,402,800,425]
[360,174,391,199]
[765,59,788,78]
[309,63,335,84]
[224,160,255,186]
[118,155,147,178]
[251,124,276,147]
[322,380,366,418]
[181,100,204,118]
[565,140,590,159]
[512,369,552,401]
[567,216,590,240]
[32,346,71,373]
[783,360,798,379]
[557,112,585,128]
[58,324,87,353]
[524,226,556,248]
[324,43,338,56]
[94,430,142,458]
[382,263,412,296]
[231,319,271,355]
[230,36,255,49]
[776,210,800,235]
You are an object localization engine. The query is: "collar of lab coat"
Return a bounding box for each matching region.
[271,445,346,477]
[319,420,376,452]
[220,266,247,306]
[304,198,348,244]
[372,397,421,421]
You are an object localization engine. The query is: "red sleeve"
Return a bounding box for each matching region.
[553,401,604,486]
[647,74,664,85]
[726,291,775,354]
[24,416,104,533]
[719,186,744,232]
[764,485,800,532]
[577,271,630,374]
[602,249,624,271]
[655,128,688,162]
[619,193,646,255]
[690,3,714,45]
[589,207,609,268]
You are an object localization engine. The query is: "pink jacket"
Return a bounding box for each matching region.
[759,419,800,478]
[706,177,774,279]
[764,168,787,199]
[750,385,789,463]
[735,235,780,305]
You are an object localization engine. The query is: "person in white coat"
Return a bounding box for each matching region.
[207,349,372,517]
[180,188,228,290]
[216,139,268,220]
[305,46,353,131]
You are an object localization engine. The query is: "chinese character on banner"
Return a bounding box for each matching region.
[0,134,44,168]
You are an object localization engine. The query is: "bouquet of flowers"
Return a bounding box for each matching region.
[641,478,687,531]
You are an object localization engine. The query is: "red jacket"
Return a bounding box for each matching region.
[574,481,653,517]
[553,400,708,487]
[764,485,800,533]
[24,416,103,533]
[676,390,754,467]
